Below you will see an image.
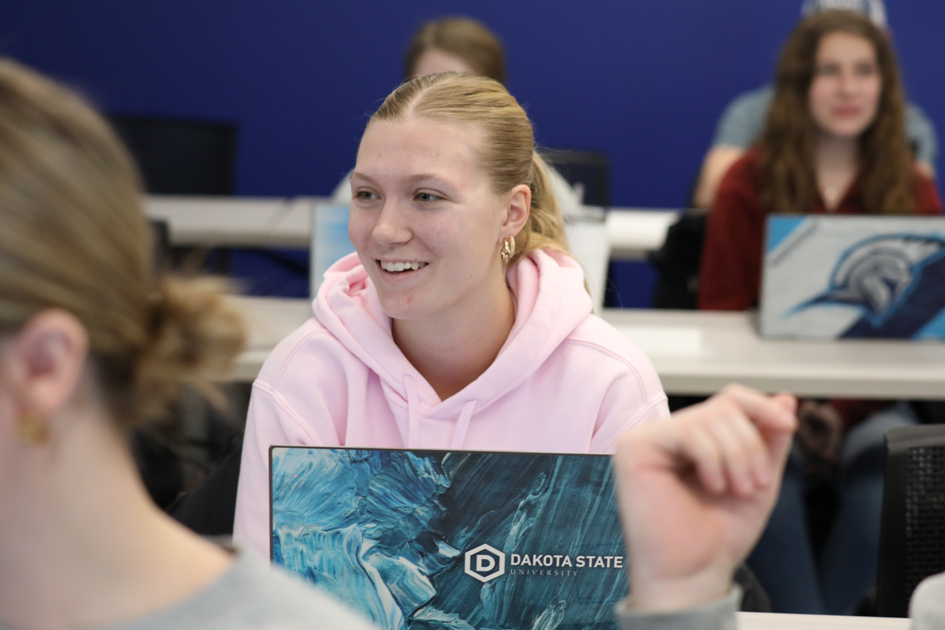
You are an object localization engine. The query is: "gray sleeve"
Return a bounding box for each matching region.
[114,551,380,630]
[910,572,945,630]
[711,87,774,148]
[906,102,938,165]
[614,586,741,630]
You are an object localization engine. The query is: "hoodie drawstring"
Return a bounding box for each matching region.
[404,375,421,448]
[404,375,476,449]
[451,400,476,449]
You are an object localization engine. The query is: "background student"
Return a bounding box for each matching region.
[699,9,941,614]
[234,73,668,557]
[692,0,938,209]
[0,58,375,630]
[331,16,583,215]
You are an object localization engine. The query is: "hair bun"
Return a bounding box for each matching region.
[134,276,245,422]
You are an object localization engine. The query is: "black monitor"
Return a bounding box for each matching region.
[108,114,238,195]
[540,148,609,208]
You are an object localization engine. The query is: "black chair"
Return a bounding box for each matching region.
[150,219,171,274]
[539,148,609,207]
[167,433,244,537]
[648,210,707,311]
[875,424,945,617]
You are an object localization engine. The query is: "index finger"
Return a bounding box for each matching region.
[717,384,797,435]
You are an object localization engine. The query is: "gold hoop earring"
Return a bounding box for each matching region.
[501,235,515,264]
[18,413,48,446]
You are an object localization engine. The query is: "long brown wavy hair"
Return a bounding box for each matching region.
[757,10,915,216]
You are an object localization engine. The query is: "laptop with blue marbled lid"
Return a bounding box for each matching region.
[270,446,626,630]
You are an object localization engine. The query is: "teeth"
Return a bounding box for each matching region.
[381,261,426,273]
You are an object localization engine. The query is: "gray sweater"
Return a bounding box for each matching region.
[615,588,740,630]
[94,552,376,630]
[7,554,935,629]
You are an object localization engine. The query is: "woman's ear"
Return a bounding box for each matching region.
[503,183,532,237]
[7,310,89,420]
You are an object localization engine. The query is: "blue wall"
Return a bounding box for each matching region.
[1,1,943,208]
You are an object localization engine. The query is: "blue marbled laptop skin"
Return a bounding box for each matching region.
[271,447,626,630]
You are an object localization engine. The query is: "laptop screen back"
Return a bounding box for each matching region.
[760,215,945,339]
[270,446,626,630]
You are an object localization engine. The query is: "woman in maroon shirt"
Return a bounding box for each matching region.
[698,10,943,616]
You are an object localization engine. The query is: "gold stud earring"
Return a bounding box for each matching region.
[501,235,515,264]
[18,413,48,446]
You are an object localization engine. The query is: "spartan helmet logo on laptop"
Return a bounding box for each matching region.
[797,235,945,331]
[464,544,506,583]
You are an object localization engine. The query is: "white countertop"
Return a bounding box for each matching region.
[227,297,945,399]
[737,611,908,629]
[145,195,678,256]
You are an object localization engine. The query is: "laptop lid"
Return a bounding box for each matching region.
[760,215,945,339]
[309,202,355,298]
[270,446,626,630]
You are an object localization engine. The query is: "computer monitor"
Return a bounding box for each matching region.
[108,114,238,195]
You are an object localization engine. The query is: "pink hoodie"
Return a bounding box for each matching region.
[234,249,668,556]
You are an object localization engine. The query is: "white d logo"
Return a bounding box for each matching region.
[464,544,506,583]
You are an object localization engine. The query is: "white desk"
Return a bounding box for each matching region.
[609,309,945,399]
[606,207,680,259]
[145,196,328,248]
[228,297,945,399]
[229,296,313,382]
[738,612,908,629]
[144,195,678,257]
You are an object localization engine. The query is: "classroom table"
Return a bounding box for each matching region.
[145,196,323,248]
[143,195,678,257]
[229,296,945,399]
[737,612,908,629]
[606,309,945,400]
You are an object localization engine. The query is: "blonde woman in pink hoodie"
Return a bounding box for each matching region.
[234,73,669,556]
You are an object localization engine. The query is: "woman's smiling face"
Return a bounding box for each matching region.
[808,31,882,140]
[348,115,510,323]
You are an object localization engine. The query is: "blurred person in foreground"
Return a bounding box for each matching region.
[0,57,375,630]
[614,385,945,629]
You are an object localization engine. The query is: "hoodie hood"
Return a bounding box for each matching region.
[313,250,592,447]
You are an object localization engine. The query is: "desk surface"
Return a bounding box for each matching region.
[145,196,323,248]
[144,196,677,256]
[607,309,945,400]
[737,612,908,629]
[230,297,945,399]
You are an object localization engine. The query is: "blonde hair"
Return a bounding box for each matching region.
[404,17,506,84]
[0,58,244,430]
[369,73,569,266]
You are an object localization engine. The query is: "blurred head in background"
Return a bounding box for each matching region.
[404,17,506,84]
